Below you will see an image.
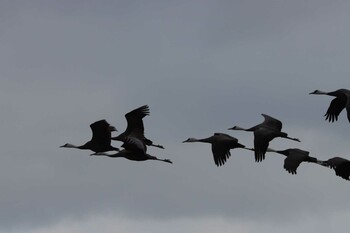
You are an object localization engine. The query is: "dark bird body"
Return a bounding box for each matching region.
[93,106,171,164]
[60,119,119,153]
[229,114,300,162]
[323,157,350,180]
[310,89,350,123]
[183,133,246,166]
[112,105,164,149]
[266,148,323,174]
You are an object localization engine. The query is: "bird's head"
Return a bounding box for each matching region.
[182,138,197,143]
[309,90,327,95]
[59,143,76,148]
[228,126,244,130]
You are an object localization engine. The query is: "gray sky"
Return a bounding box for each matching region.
[1,0,350,232]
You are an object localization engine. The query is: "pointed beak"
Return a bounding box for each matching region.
[309,90,317,94]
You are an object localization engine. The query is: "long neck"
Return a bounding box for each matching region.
[265,148,290,157]
[230,126,253,131]
[61,143,85,149]
[279,132,300,142]
[185,138,211,143]
[197,137,212,143]
[311,90,328,95]
[307,156,323,165]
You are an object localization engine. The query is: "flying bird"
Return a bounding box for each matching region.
[265,148,324,175]
[323,157,350,180]
[228,114,300,162]
[93,106,171,163]
[309,89,350,123]
[112,105,164,149]
[182,133,247,166]
[60,119,119,153]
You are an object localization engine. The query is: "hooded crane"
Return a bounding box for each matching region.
[309,89,350,123]
[228,114,300,162]
[323,157,350,180]
[112,105,164,149]
[265,148,324,175]
[182,133,247,166]
[60,119,119,153]
[93,107,171,164]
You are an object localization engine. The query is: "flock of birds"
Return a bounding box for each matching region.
[60,88,350,181]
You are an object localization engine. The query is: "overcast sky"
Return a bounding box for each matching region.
[1,0,350,232]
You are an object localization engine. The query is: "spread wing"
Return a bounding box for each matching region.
[253,129,271,162]
[211,143,231,167]
[324,97,346,122]
[335,162,350,180]
[122,136,146,154]
[90,119,112,146]
[326,157,349,169]
[124,105,149,134]
[283,149,309,175]
[261,114,282,131]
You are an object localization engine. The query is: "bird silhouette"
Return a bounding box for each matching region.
[322,157,350,180]
[265,148,324,174]
[112,105,164,149]
[60,119,119,153]
[229,114,300,162]
[310,89,350,123]
[182,133,246,166]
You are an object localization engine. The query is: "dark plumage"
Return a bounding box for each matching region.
[266,148,323,175]
[112,105,164,149]
[182,133,246,166]
[310,89,350,123]
[93,106,171,164]
[323,157,350,180]
[228,114,300,162]
[60,119,119,153]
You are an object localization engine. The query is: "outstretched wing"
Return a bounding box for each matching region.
[90,119,112,145]
[261,114,282,131]
[324,97,346,122]
[326,157,349,169]
[284,156,302,175]
[122,136,146,154]
[253,129,271,162]
[335,162,350,180]
[211,143,231,167]
[124,105,150,138]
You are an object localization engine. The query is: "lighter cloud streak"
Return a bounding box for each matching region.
[12,209,350,233]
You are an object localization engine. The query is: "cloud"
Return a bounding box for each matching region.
[13,209,350,233]
[1,0,350,232]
